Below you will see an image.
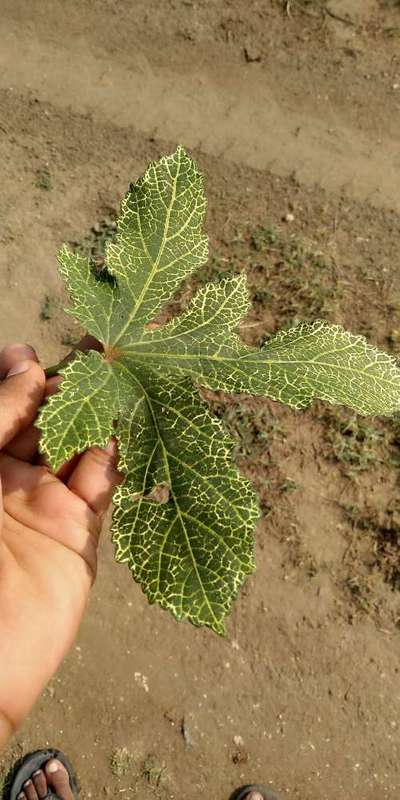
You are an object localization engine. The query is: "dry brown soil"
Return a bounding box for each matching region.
[1,1,400,798]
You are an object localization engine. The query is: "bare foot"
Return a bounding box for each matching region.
[15,759,268,800]
[17,759,74,800]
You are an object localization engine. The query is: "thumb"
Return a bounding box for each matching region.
[0,360,46,450]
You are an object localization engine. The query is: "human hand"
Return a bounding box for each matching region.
[0,343,121,746]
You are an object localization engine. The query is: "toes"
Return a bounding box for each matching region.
[32,769,48,799]
[45,759,74,800]
[21,780,39,800]
[17,793,26,800]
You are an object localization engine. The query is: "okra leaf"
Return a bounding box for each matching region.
[38,146,400,633]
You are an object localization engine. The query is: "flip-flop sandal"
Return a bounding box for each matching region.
[229,785,281,800]
[4,748,79,800]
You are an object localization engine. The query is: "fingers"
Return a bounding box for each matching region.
[4,375,62,462]
[4,340,104,469]
[53,452,82,483]
[67,439,123,517]
[0,343,39,379]
[0,342,120,526]
[0,347,45,450]
[0,453,101,576]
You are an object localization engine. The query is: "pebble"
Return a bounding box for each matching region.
[244,46,262,63]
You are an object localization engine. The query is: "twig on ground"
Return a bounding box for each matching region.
[283,1,356,26]
[323,5,356,26]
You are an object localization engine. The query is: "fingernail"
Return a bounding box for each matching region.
[5,343,35,359]
[6,360,33,378]
[47,759,61,774]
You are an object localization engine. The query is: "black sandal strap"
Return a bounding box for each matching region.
[229,785,281,800]
[5,748,78,800]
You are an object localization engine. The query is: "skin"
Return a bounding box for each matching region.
[0,342,122,745]
[0,342,263,800]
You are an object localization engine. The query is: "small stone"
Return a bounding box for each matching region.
[284,212,295,223]
[181,716,195,750]
[244,46,261,63]
[134,672,149,692]
[233,734,244,747]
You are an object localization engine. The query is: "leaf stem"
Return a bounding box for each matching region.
[44,357,71,378]
[44,335,104,378]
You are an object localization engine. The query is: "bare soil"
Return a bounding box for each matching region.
[1,2,400,798]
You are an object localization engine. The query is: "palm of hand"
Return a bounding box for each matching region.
[0,344,120,737]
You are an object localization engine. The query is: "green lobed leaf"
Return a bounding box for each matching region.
[121,274,400,416]
[57,246,118,343]
[38,146,400,633]
[39,351,119,469]
[111,375,257,633]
